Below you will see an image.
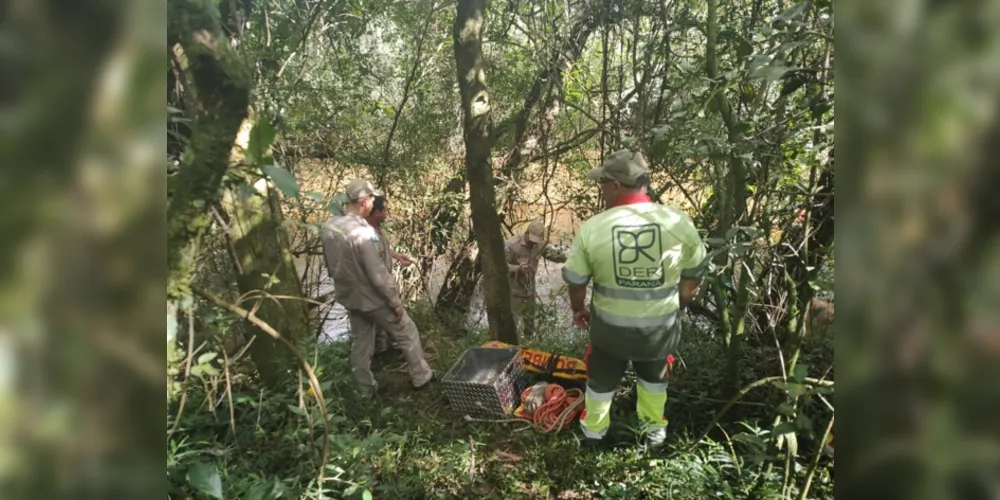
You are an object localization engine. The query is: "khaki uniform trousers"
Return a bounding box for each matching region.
[511,294,537,338]
[347,305,433,395]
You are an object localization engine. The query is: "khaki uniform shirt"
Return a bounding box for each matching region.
[321,213,401,312]
[374,226,393,270]
[504,234,567,298]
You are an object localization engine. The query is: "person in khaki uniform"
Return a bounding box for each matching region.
[321,180,434,396]
[363,195,416,355]
[504,220,567,337]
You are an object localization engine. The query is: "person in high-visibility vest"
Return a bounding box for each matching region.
[562,150,707,446]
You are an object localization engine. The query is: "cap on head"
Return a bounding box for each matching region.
[526,220,545,244]
[586,149,650,186]
[345,179,383,200]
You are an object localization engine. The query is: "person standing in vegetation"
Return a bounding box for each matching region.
[504,219,567,337]
[321,179,435,396]
[561,150,707,446]
[364,195,417,356]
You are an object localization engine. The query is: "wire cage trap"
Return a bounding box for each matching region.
[440,346,529,419]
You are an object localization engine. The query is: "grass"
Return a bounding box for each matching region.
[167,301,834,500]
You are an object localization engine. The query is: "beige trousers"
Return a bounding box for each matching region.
[511,295,537,338]
[347,306,433,395]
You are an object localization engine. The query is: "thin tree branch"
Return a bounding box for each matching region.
[167,309,197,441]
[686,375,834,453]
[193,287,332,487]
[525,127,599,163]
[381,0,437,176]
[797,414,834,500]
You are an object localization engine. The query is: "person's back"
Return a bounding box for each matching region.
[568,199,703,361]
[562,149,706,446]
[322,212,395,313]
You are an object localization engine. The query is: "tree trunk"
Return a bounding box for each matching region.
[706,0,750,397]
[167,0,251,300]
[780,162,835,350]
[221,113,309,390]
[428,173,476,317]
[434,234,481,320]
[436,2,611,317]
[219,121,311,389]
[454,0,518,343]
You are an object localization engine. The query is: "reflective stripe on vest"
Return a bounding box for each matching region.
[593,305,678,329]
[593,282,677,301]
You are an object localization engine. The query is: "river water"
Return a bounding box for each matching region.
[294,252,579,343]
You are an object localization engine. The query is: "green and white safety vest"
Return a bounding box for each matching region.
[562,199,706,361]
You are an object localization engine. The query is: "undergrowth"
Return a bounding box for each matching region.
[167,301,834,500]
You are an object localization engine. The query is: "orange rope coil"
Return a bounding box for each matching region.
[518,382,584,432]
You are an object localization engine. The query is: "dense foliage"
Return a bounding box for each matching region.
[167,0,834,497]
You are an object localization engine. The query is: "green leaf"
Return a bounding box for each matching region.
[344,485,358,497]
[242,482,270,500]
[787,382,806,398]
[248,118,276,162]
[306,191,325,203]
[362,490,373,500]
[748,54,771,72]
[187,462,223,499]
[262,164,300,198]
[751,61,790,81]
[792,363,809,382]
[651,125,671,139]
[197,352,218,365]
[236,183,258,202]
[328,192,350,216]
[796,413,813,432]
[191,364,220,377]
[167,309,178,343]
[773,422,797,436]
[287,404,308,416]
[270,480,286,498]
[777,1,809,22]
[732,432,765,448]
[735,38,753,58]
[776,403,795,416]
